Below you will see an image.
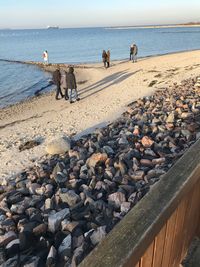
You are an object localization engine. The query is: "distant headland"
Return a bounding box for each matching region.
[106,22,200,30]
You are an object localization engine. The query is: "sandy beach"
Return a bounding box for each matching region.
[1,50,200,180]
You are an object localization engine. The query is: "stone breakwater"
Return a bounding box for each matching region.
[0,77,200,267]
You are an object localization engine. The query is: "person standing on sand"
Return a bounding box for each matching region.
[66,67,80,103]
[130,44,134,60]
[132,44,138,63]
[61,70,69,100]
[52,68,64,100]
[102,50,107,68]
[43,50,49,64]
[106,50,110,68]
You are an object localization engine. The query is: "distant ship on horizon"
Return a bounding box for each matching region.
[46,26,59,29]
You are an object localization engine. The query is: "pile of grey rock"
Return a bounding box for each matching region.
[0,77,200,266]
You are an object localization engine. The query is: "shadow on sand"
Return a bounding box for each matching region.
[79,69,142,100]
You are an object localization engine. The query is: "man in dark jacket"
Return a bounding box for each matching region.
[66,67,80,103]
[130,45,133,60]
[102,50,107,68]
[130,44,138,62]
[52,68,64,100]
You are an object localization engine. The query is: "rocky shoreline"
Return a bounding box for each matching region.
[0,76,200,266]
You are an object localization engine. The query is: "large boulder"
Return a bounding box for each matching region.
[46,136,71,155]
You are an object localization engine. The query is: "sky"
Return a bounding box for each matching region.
[0,0,200,29]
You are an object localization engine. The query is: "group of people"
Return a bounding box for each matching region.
[101,44,138,67]
[52,66,80,103]
[46,43,138,102]
[44,43,138,69]
[102,50,111,68]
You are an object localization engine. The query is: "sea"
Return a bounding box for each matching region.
[0,26,200,108]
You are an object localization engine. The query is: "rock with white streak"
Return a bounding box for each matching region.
[46,246,57,267]
[108,192,126,208]
[58,234,72,258]
[48,208,70,233]
[90,226,107,246]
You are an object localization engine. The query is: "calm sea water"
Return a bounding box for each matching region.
[0,27,200,108]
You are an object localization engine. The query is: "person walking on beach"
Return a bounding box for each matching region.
[43,50,49,64]
[52,68,64,100]
[130,44,134,60]
[102,50,107,68]
[61,70,68,100]
[106,50,110,68]
[132,44,138,63]
[66,66,80,103]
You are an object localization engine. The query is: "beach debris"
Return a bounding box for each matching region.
[148,80,157,87]
[0,76,200,266]
[19,140,40,151]
[154,73,162,78]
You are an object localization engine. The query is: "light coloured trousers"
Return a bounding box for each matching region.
[68,88,78,102]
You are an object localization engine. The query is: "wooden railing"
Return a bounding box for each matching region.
[80,139,200,267]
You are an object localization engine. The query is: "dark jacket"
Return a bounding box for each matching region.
[102,50,107,62]
[66,67,77,89]
[52,69,61,85]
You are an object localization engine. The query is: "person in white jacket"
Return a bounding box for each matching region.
[43,50,49,64]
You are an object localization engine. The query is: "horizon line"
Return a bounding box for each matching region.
[1,21,200,31]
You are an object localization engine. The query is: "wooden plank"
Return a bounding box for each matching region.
[185,185,199,245]
[179,187,194,262]
[80,139,200,267]
[180,183,200,261]
[161,209,178,267]
[192,183,200,238]
[170,193,191,267]
[152,224,167,267]
[189,184,200,237]
[196,180,200,238]
[140,241,154,267]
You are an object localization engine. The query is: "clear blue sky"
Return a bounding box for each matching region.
[1,0,200,29]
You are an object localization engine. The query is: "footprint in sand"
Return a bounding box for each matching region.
[147,70,159,73]
[166,67,180,72]
[154,73,162,78]
[148,80,157,87]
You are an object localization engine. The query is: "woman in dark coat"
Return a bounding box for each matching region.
[106,50,110,68]
[52,68,64,100]
[62,71,68,100]
[66,67,80,103]
[102,50,107,68]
